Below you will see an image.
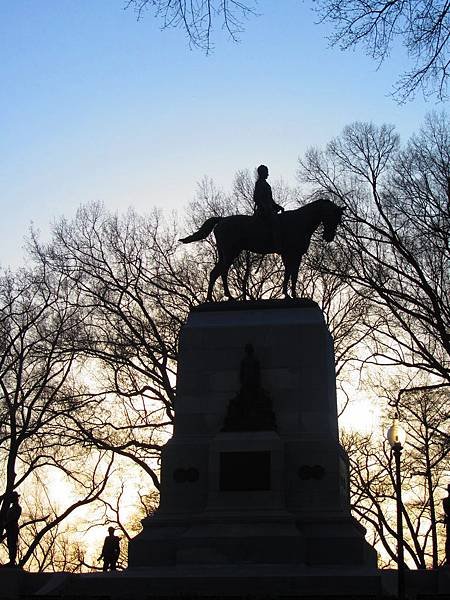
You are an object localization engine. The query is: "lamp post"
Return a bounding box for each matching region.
[387,413,407,600]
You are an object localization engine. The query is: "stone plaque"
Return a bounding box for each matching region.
[219,451,271,491]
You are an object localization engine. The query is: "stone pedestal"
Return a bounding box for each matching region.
[128,299,377,569]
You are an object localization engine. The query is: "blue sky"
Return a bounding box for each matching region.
[1,1,435,268]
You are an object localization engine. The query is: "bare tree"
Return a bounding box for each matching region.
[125,0,449,100]
[0,266,114,568]
[19,487,99,573]
[343,386,449,569]
[300,113,450,566]
[400,387,450,568]
[30,204,200,492]
[314,0,450,100]
[299,114,450,393]
[125,0,257,51]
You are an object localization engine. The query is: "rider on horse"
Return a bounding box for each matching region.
[253,165,284,247]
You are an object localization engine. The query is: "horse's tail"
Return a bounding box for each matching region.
[179,217,223,244]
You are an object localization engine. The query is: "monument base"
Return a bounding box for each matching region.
[4,565,450,599]
[129,300,377,571]
[26,565,384,598]
[130,429,376,568]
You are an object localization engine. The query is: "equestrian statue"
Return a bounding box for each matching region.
[180,165,343,301]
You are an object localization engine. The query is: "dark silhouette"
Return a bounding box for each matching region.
[240,343,261,392]
[180,197,343,300]
[316,0,450,101]
[98,527,120,572]
[222,344,276,431]
[253,165,284,246]
[443,485,450,565]
[3,492,21,566]
[126,0,255,53]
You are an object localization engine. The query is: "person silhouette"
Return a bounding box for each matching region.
[239,343,261,395]
[4,492,21,566]
[443,484,450,565]
[98,527,120,571]
[253,164,284,247]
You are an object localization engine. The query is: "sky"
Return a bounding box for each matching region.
[0,0,437,269]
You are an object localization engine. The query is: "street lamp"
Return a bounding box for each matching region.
[387,413,407,600]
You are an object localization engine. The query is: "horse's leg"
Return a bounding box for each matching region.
[221,268,232,299]
[281,254,291,298]
[207,259,224,301]
[221,249,240,299]
[242,251,251,300]
[290,257,302,299]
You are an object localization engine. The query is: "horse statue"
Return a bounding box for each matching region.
[180,198,343,301]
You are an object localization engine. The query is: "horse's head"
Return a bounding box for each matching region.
[322,200,344,242]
